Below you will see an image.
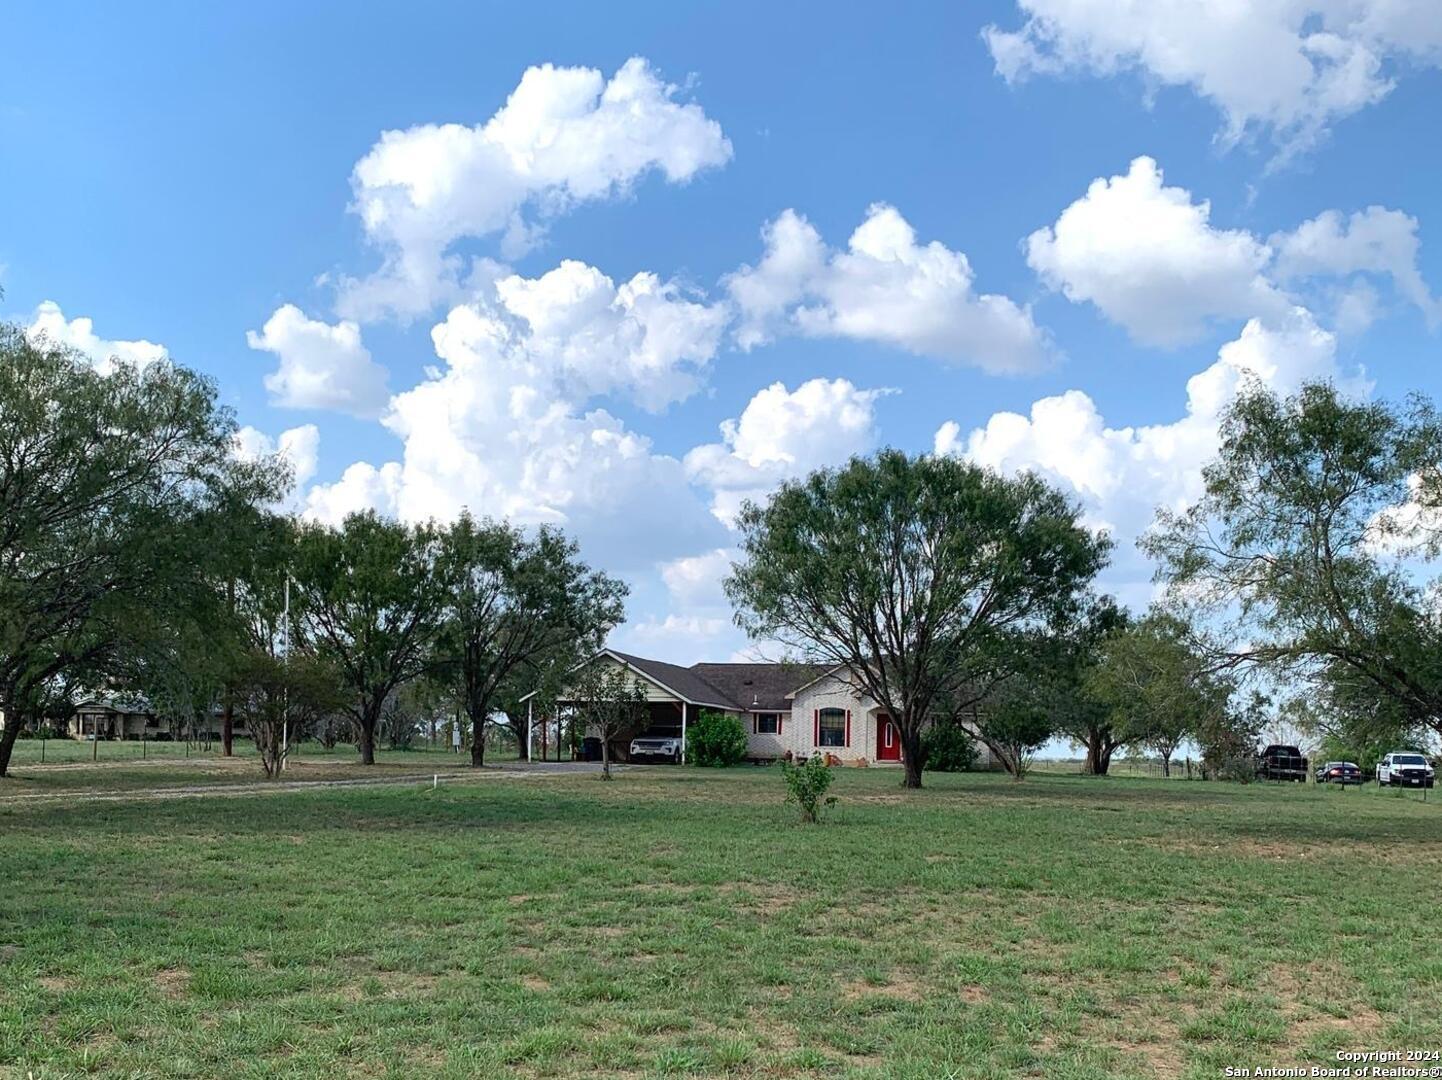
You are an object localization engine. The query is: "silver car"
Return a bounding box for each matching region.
[628,736,682,763]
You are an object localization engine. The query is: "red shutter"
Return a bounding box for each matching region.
[845,710,851,747]
[777,714,783,736]
[752,715,758,735]
[813,709,819,745]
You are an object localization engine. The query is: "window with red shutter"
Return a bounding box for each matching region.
[817,708,846,747]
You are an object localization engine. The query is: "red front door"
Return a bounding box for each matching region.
[876,715,901,761]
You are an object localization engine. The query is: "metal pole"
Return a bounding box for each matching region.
[680,701,687,765]
[282,576,290,773]
[526,699,533,761]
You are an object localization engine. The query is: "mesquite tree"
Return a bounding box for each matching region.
[1144,382,1442,746]
[293,513,448,765]
[0,324,282,777]
[436,515,626,768]
[1044,596,1130,775]
[727,450,1110,788]
[1085,612,1232,777]
[572,662,647,780]
[231,650,345,777]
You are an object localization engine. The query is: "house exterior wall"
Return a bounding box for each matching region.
[786,672,884,763]
[778,672,999,769]
[740,711,788,760]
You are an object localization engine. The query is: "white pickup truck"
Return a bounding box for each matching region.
[1376,751,1435,789]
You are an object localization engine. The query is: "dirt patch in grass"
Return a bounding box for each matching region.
[1266,962,1385,1042]
[521,974,551,992]
[957,984,988,1004]
[153,967,191,999]
[337,966,444,1001]
[1147,834,1436,864]
[1107,1035,1185,1080]
[746,1008,802,1056]
[842,974,925,1002]
[37,974,75,993]
[721,881,803,914]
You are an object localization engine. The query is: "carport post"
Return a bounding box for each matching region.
[526,699,533,761]
[681,701,687,764]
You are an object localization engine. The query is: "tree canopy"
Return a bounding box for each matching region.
[1145,381,1442,746]
[727,449,1111,788]
[292,512,449,766]
[435,515,627,767]
[0,324,285,776]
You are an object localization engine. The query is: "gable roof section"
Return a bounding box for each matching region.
[604,650,740,709]
[523,650,838,710]
[782,664,851,699]
[689,662,831,712]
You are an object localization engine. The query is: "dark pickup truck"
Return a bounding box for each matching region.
[1256,744,1309,782]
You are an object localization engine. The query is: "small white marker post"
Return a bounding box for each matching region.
[433,774,438,790]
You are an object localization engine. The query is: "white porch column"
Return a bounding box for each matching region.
[680,701,687,765]
[526,699,533,761]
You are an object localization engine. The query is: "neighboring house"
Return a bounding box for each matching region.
[529,649,995,767]
[65,696,243,741]
[70,697,159,740]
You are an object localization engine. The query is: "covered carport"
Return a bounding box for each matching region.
[519,649,740,764]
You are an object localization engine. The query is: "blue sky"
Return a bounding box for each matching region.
[4,1,1441,662]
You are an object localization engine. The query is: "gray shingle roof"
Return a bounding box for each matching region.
[688,662,831,712]
[605,651,743,708]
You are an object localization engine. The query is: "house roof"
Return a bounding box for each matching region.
[73,694,152,715]
[689,663,831,712]
[525,649,832,711]
[604,650,740,709]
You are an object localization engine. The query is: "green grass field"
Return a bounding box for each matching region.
[1,762,1438,1079]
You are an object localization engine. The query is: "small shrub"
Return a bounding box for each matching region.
[922,722,977,772]
[780,754,837,823]
[687,709,749,767]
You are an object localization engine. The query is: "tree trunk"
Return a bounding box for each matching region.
[1160,753,1171,778]
[900,721,924,789]
[1084,734,1113,775]
[505,712,530,761]
[0,706,22,778]
[357,705,378,766]
[222,696,234,757]
[601,731,612,780]
[223,579,235,756]
[469,707,486,768]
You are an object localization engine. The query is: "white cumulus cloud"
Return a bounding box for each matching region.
[939,307,1371,600]
[303,461,404,526]
[483,260,727,412]
[26,301,168,374]
[726,205,1053,373]
[1026,156,1282,346]
[300,257,731,568]
[984,0,1442,159]
[339,57,732,319]
[685,377,892,524]
[233,423,321,488]
[659,548,737,610]
[1270,205,1440,327]
[246,305,391,418]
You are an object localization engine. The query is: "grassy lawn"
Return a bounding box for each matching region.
[1,766,1439,1079]
[0,744,515,796]
[1,739,497,768]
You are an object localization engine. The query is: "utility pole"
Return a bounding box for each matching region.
[282,575,291,772]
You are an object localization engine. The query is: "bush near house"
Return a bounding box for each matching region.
[686,709,749,767]
[922,722,979,772]
[780,753,837,823]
